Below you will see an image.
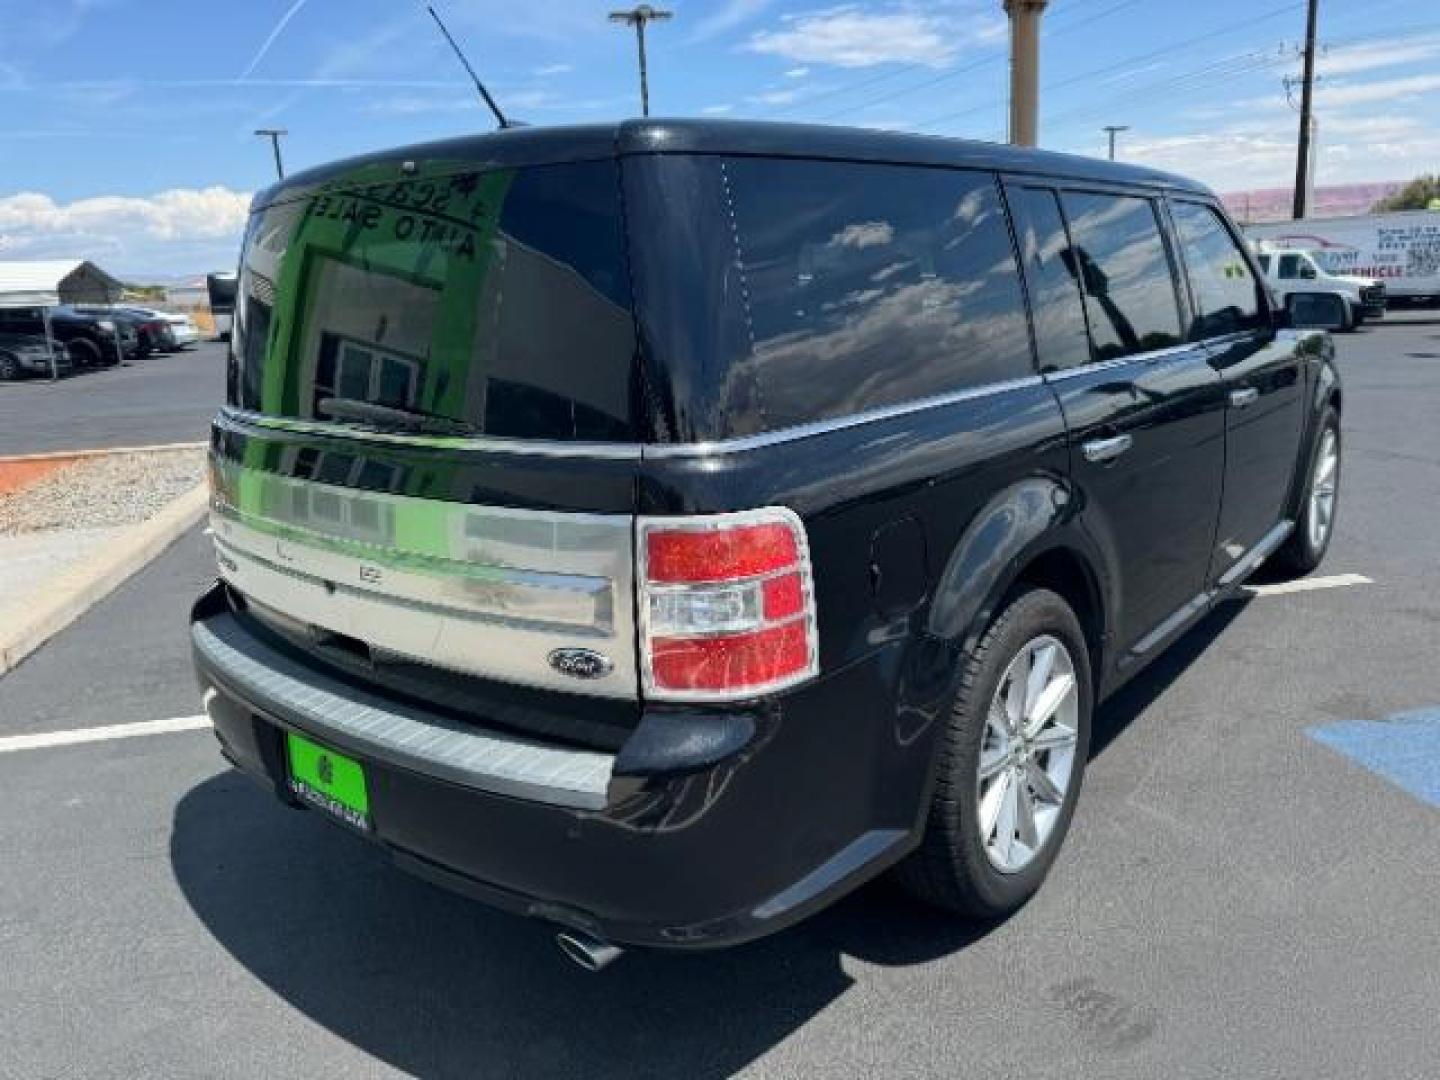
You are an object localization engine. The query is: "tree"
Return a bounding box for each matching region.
[1372,174,1440,213]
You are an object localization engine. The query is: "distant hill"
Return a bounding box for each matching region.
[1222,182,1405,223]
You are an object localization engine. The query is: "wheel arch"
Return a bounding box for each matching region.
[926,477,1114,700]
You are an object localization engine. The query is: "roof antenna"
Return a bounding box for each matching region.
[423,3,512,129]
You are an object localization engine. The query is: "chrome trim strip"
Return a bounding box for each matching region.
[222,375,1047,461]
[214,524,612,635]
[1041,342,1202,383]
[1128,519,1295,658]
[195,612,614,810]
[643,376,1046,458]
[220,407,644,461]
[209,461,639,699]
[1217,519,1293,588]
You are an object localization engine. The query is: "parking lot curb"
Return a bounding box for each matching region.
[0,482,209,677]
[0,441,207,464]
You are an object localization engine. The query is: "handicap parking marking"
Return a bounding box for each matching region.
[1308,707,1440,809]
[0,715,210,756]
[1244,573,1373,598]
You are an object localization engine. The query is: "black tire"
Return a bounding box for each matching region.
[0,351,20,380]
[67,338,101,367]
[895,586,1093,919]
[1272,407,1341,576]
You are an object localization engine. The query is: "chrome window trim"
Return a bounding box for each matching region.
[220,407,645,460]
[1040,341,1201,382]
[222,375,1047,462]
[642,376,1046,458]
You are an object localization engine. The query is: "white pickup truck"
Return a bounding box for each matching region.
[1252,248,1386,330]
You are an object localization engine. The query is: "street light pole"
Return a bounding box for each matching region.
[254,128,287,180]
[1004,0,1048,147]
[608,6,672,118]
[1103,124,1129,161]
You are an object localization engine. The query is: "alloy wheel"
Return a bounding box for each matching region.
[976,634,1080,873]
[1308,428,1339,552]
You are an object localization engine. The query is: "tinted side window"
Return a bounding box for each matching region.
[1277,253,1310,279]
[1008,186,1091,372]
[1171,202,1263,339]
[1061,192,1183,361]
[718,159,1032,432]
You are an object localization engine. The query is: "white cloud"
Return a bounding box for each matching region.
[749,87,803,106]
[784,66,810,78]
[702,103,735,114]
[1111,119,1440,192]
[0,187,251,276]
[1318,34,1440,77]
[689,0,774,42]
[748,8,962,69]
[1317,73,1440,107]
[533,63,573,76]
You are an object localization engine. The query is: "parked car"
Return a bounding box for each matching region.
[120,305,200,348]
[191,121,1346,966]
[1253,248,1385,329]
[0,331,71,380]
[0,306,129,367]
[76,307,163,357]
[1246,208,1440,305]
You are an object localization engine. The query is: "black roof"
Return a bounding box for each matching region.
[255,118,1210,210]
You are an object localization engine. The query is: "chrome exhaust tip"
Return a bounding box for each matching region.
[555,930,624,972]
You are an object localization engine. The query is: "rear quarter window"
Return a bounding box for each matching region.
[628,157,1033,440]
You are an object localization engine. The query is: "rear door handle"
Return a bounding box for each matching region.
[1230,387,1260,409]
[1082,433,1134,464]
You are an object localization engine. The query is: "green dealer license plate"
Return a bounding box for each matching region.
[286,732,371,832]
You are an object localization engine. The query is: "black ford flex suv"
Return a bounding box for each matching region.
[193,121,1344,967]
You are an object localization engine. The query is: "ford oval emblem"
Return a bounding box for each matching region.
[548,648,614,681]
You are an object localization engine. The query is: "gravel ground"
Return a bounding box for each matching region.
[0,448,206,535]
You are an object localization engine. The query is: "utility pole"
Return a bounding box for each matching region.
[1004,0,1049,147]
[1292,0,1319,219]
[608,6,672,118]
[1103,124,1129,161]
[254,128,287,180]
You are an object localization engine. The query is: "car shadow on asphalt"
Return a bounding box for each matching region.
[170,770,997,1079]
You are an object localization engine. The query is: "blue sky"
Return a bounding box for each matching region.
[2,0,1438,275]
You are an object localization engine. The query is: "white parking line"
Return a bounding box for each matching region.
[1244,573,1373,598]
[0,715,211,755]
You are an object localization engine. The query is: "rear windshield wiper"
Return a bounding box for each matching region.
[316,397,478,437]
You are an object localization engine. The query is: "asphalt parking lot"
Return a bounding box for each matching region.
[0,315,1437,1078]
[0,341,226,455]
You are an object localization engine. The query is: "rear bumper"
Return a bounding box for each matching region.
[191,583,924,949]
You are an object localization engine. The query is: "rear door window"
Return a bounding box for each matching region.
[705,159,1032,435]
[1007,186,1091,372]
[231,159,637,442]
[1060,192,1183,361]
[1170,201,1264,339]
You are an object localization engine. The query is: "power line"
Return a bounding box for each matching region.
[911,0,1305,133]
[1037,18,1440,133]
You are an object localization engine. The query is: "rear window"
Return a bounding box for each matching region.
[626,156,1033,440]
[230,159,637,442]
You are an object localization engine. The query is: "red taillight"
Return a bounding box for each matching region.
[638,508,819,701]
